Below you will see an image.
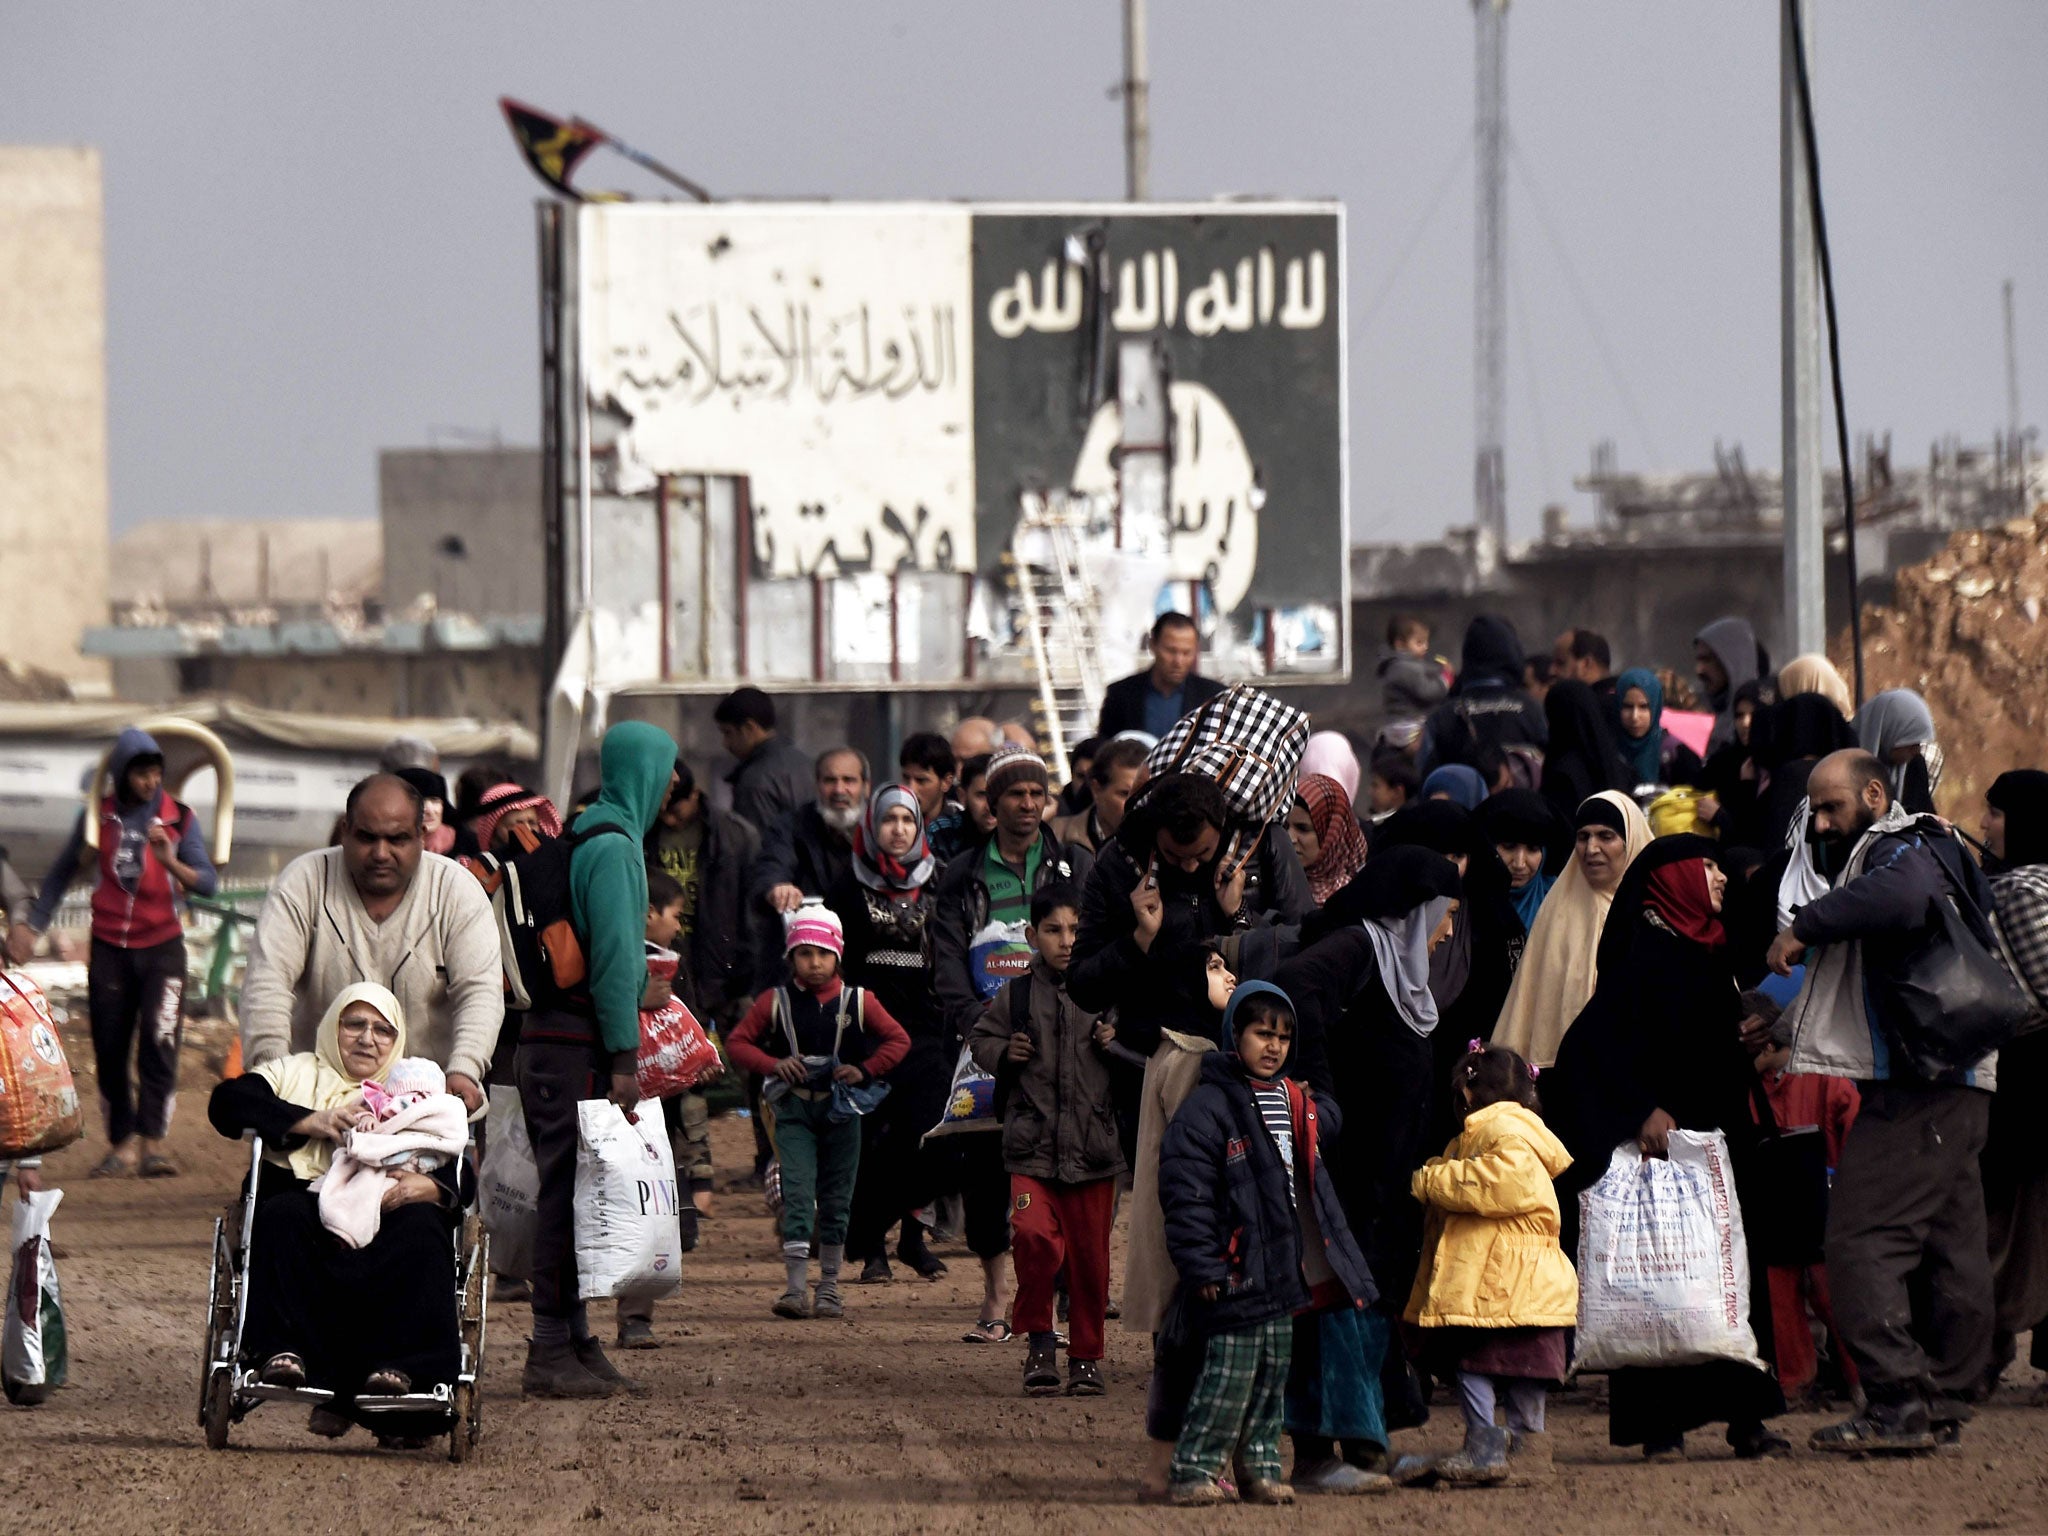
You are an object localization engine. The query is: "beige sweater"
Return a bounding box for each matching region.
[240,848,503,1085]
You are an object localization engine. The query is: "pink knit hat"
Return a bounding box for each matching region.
[783,902,844,958]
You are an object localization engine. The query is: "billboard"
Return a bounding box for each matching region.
[562,200,1346,692]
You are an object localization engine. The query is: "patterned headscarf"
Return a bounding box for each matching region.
[1295,772,1370,905]
[852,783,936,894]
[471,783,563,854]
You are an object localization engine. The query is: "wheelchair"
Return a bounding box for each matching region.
[198,1133,489,1460]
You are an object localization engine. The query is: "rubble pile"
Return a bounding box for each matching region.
[1834,504,2048,820]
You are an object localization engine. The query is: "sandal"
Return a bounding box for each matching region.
[362,1367,412,1395]
[89,1152,135,1179]
[139,1154,178,1178]
[260,1352,307,1387]
[962,1318,1013,1344]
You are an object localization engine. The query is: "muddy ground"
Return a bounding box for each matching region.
[5,1015,2047,1536]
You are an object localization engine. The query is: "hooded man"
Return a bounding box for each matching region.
[1695,616,1771,753]
[1417,617,1548,777]
[1768,749,1998,1455]
[14,727,217,1177]
[516,720,679,1401]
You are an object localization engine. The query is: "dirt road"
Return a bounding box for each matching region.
[6,1018,2046,1536]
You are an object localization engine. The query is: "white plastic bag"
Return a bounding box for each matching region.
[1574,1129,1763,1372]
[574,1099,683,1302]
[4,1187,68,1405]
[478,1085,538,1280]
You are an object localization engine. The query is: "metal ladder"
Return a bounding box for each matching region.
[1007,491,1109,784]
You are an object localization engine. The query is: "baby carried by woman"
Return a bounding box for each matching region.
[313,1056,469,1249]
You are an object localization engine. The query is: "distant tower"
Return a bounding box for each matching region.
[1473,0,1509,580]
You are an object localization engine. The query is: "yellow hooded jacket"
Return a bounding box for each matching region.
[1404,1100,1579,1329]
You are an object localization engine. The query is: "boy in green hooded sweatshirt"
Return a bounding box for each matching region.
[518,721,679,1399]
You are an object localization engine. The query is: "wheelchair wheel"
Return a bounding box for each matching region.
[202,1367,234,1451]
[197,1219,236,1428]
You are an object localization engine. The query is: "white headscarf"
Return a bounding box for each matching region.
[1776,799,1831,930]
[1490,790,1652,1067]
[250,981,405,1179]
[1364,895,1453,1037]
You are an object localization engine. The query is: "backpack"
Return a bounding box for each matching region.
[491,825,632,1015]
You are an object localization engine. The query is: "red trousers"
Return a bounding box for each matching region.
[1768,1262,1858,1395]
[1009,1174,1115,1362]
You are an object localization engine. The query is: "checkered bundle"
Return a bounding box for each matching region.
[1145,684,1311,825]
[1991,866,2048,1035]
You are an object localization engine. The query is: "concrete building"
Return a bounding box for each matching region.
[380,447,543,620]
[0,146,109,688]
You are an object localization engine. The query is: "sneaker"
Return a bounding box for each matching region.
[574,1336,648,1397]
[813,1281,844,1320]
[1065,1358,1105,1396]
[1292,1459,1394,1495]
[772,1288,813,1320]
[1023,1345,1062,1397]
[1437,1423,1510,1485]
[1238,1478,1296,1506]
[856,1256,893,1285]
[1810,1401,1937,1457]
[1168,1478,1228,1506]
[616,1318,658,1350]
[522,1338,612,1399]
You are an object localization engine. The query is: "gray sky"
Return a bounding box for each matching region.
[7,1,2045,543]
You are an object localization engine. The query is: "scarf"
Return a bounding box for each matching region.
[1421,765,1487,811]
[1858,690,1937,799]
[1776,799,1831,930]
[251,981,405,1181]
[1365,896,1453,1038]
[1297,773,1370,904]
[1776,653,1854,720]
[471,783,564,854]
[1490,790,1651,1067]
[1614,667,1665,787]
[1508,871,1555,934]
[1988,769,2048,871]
[1644,858,1724,948]
[1300,731,1362,806]
[852,783,936,893]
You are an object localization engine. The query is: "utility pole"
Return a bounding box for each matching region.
[1473,0,1508,582]
[1781,0,1826,659]
[1122,0,1149,200]
[2005,279,2021,448]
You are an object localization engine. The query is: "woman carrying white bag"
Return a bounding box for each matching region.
[1547,834,1789,1461]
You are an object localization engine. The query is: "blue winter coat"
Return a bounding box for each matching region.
[1158,1052,1377,1335]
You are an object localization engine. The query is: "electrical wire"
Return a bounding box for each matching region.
[1507,243,1558,508]
[1352,133,1474,341]
[1506,136,1666,468]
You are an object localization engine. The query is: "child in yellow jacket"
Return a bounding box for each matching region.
[1404,1043,1577,1486]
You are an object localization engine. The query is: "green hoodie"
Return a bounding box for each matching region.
[569,721,678,1058]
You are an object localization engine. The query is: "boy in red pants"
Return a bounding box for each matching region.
[969,884,1124,1397]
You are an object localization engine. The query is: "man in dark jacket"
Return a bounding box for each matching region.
[645,758,759,1231]
[1417,616,1548,777]
[1096,612,1226,740]
[714,686,814,834]
[749,747,868,988]
[1769,749,1998,1455]
[1068,772,1310,1059]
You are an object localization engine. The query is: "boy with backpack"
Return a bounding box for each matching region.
[726,902,910,1321]
[967,883,1124,1398]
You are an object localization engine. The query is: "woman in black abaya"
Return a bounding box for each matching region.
[1546,834,1788,1461]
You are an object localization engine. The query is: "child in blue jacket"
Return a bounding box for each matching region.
[1158,981,1376,1507]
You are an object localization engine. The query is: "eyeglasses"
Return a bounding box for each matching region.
[336,1015,399,1045]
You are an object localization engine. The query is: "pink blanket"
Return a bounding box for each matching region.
[311,1094,469,1249]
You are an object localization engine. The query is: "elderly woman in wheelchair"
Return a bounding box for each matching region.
[207,982,472,1443]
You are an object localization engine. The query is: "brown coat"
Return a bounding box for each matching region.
[966,957,1124,1185]
[1047,808,1102,855]
[1121,1028,1219,1334]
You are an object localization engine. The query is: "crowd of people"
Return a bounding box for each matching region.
[6,603,2046,1504]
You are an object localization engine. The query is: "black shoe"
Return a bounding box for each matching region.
[1023,1345,1061,1397]
[1728,1423,1792,1460]
[676,1204,700,1254]
[522,1338,611,1399]
[896,1229,947,1281]
[856,1256,893,1285]
[574,1336,649,1397]
[1810,1401,1936,1456]
[1065,1358,1105,1396]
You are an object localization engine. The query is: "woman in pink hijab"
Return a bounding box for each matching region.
[1299,730,1362,808]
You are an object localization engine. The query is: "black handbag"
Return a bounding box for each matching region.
[1871,881,2033,1081]
[1739,1078,1830,1268]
